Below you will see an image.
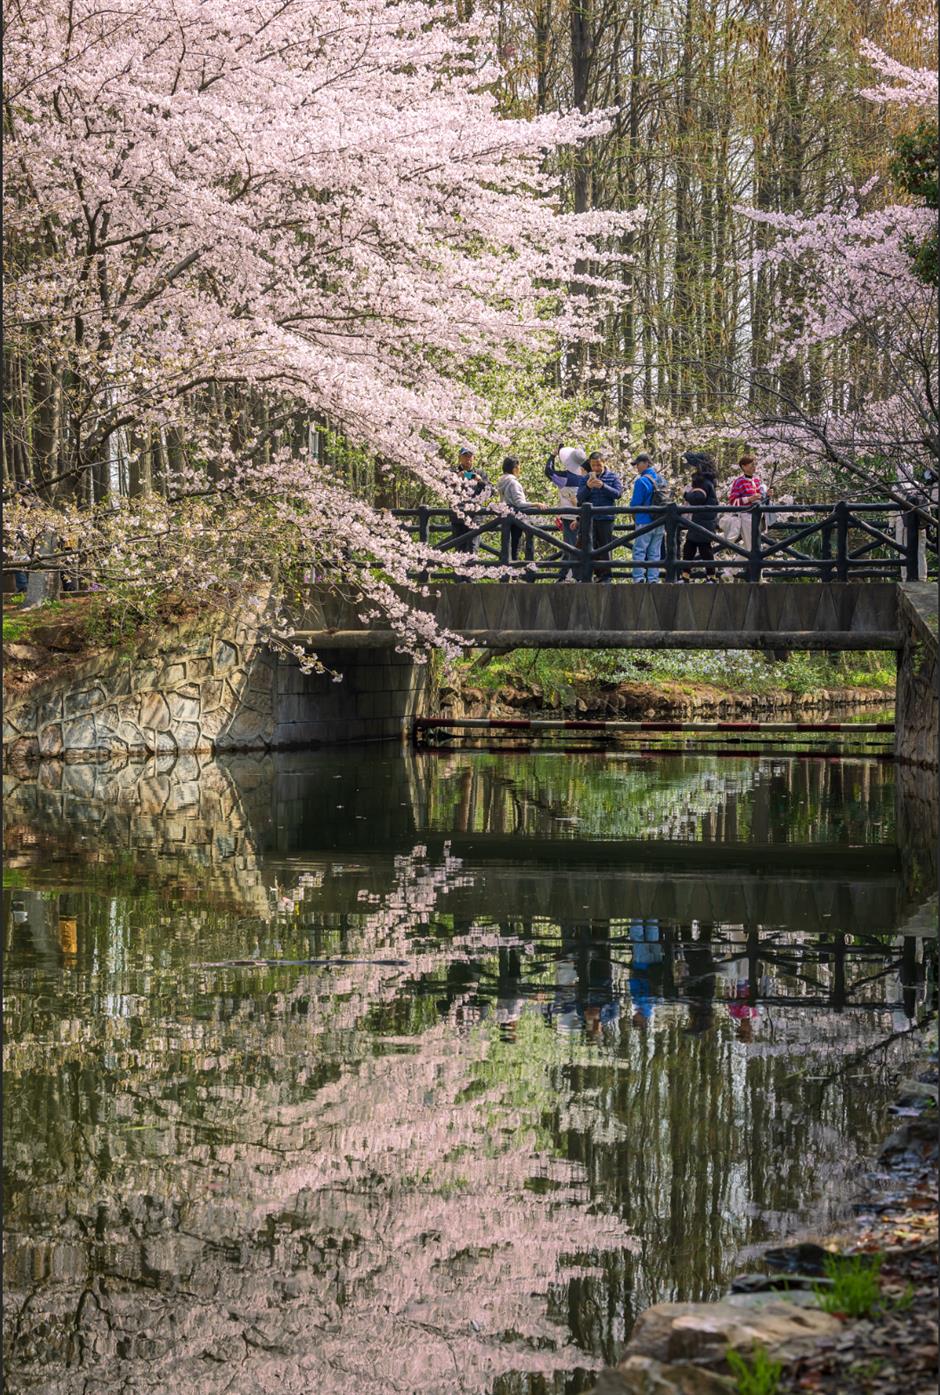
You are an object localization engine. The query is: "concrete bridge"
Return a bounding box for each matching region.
[284,581,937,768]
[292,581,903,651]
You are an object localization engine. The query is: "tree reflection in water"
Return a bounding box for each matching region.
[3,750,935,1394]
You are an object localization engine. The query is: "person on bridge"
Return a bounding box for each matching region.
[722,454,767,580]
[629,454,667,582]
[680,453,719,581]
[496,456,531,561]
[448,446,490,579]
[545,446,588,580]
[577,451,623,582]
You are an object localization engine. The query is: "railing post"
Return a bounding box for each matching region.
[904,508,921,581]
[664,505,680,582]
[747,504,763,582]
[524,520,535,579]
[820,515,834,583]
[499,515,511,565]
[416,505,430,583]
[835,501,849,581]
[579,504,593,582]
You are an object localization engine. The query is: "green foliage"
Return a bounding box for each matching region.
[814,1253,883,1318]
[456,350,596,503]
[891,119,939,286]
[892,120,939,208]
[2,599,68,645]
[82,592,155,647]
[726,1344,783,1395]
[456,647,895,702]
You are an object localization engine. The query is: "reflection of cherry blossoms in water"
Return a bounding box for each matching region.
[3,845,637,1395]
[214,1023,637,1394]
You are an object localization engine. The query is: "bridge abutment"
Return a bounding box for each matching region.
[269,646,431,747]
[2,610,433,764]
[895,584,939,770]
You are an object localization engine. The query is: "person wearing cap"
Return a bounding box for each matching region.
[448,446,490,577]
[629,453,666,583]
[576,450,624,582]
[545,445,589,580]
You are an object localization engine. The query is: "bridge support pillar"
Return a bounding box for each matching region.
[895,585,938,769]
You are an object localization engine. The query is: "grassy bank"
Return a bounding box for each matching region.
[2,593,205,695]
[452,648,894,705]
[447,648,896,721]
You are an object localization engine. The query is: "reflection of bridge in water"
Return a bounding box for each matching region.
[4,747,931,942]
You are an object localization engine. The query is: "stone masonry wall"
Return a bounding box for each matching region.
[2,613,431,764]
[895,584,939,770]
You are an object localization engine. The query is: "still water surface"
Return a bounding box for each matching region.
[3,750,936,1394]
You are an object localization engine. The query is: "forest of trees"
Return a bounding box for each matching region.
[491,0,935,430]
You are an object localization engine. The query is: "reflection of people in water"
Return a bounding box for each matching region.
[551,922,619,1039]
[628,919,664,1026]
[720,926,761,1042]
[682,921,717,1036]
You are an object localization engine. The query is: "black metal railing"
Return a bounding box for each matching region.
[393,501,938,582]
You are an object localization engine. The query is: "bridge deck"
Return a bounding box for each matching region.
[294,581,901,651]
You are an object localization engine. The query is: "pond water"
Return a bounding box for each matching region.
[3,748,936,1395]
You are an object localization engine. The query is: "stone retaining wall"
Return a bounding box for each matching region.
[3,614,431,764]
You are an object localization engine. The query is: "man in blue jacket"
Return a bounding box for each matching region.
[629,453,666,582]
[577,451,623,582]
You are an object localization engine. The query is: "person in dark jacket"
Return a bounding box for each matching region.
[448,446,491,579]
[577,451,623,582]
[680,457,719,581]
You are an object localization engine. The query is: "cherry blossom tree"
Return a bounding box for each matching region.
[3,0,640,641]
[733,44,938,514]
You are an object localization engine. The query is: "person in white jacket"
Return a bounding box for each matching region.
[496,456,530,560]
[545,446,588,579]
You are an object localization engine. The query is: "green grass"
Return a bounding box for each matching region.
[726,1344,783,1395]
[3,598,70,645]
[452,647,896,703]
[814,1254,883,1318]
